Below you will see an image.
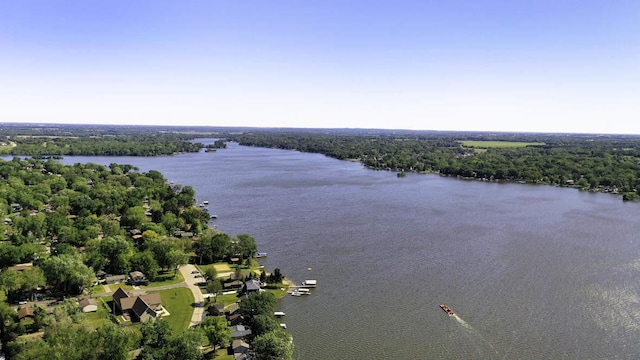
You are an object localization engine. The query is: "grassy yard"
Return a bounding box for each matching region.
[84,296,113,329]
[460,140,545,148]
[143,270,184,288]
[153,287,194,334]
[211,348,233,360]
[107,283,134,291]
[197,262,232,277]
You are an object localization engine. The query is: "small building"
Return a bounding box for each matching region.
[105,275,127,284]
[79,298,98,313]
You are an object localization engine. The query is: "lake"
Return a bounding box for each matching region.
[56,140,640,359]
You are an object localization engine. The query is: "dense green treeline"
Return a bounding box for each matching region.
[0,124,205,156]
[0,135,202,156]
[224,131,640,200]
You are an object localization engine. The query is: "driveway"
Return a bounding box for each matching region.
[179,264,206,327]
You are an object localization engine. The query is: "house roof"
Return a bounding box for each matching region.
[7,263,33,272]
[131,297,151,318]
[244,279,261,292]
[79,298,98,308]
[226,303,240,314]
[18,307,35,319]
[232,339,251,351]
[129,271,145,279]
[120,293,161,312]
[231,325,252,339]
[105,275,127,282]
[112,287,131,306]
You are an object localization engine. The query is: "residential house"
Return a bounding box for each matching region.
[231,324,252,340]
[242,279,261,294]
[129,271,147,285]
[227,313,245,326]
[18,306,35,321]
[223,280,244,290]
[207,303,225,316]
[131,296,159,322]
[231,339,251,360]
[226,303,240,316]
[112,288,163,322]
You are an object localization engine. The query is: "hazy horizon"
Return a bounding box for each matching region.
[1,1,639,135]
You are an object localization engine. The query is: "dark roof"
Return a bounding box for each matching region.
[119,293,161,312]
[18,307,35,319]
[244,279,261,292]
[112,287,131,306]
[131,297,151,318]
[231,324,252,339]
[79,298,98,308]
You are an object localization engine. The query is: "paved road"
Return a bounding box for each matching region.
[179,264,206,327]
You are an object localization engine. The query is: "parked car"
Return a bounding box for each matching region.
[18,301,28,305]
[191,270,200,274]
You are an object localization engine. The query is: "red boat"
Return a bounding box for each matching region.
[440,304,454,316]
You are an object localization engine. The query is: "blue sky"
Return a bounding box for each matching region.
[1,1,638,134]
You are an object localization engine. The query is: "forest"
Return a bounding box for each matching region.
[222,130,640,201]
[0,124,205,156]
[0,157,292,360]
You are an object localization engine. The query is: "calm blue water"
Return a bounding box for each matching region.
[51,141,640,359]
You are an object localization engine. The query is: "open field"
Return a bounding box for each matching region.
[460,140,545,148]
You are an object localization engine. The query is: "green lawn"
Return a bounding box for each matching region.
[196,263,232,277]
[104,282,134,291]
[153,287,194,334]
[460,140,545,148]
[84,296,113,329]
[143,270,184,288]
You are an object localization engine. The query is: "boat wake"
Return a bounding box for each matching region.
[453,314,499,357]
[453,314,473,330]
